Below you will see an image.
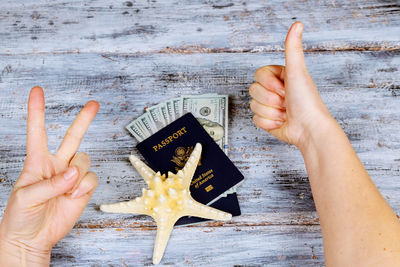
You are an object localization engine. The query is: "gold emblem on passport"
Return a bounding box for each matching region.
[171,146,202,172]
[205,185,214,192]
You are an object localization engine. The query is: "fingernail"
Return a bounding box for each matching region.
[278,88,285,96]
[275,120,283,126]
[296,23,304,36]
[71,188,80,199]
[64,167,77,180]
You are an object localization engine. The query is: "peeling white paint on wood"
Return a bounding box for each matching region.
[0,51,399,265]
[52,225,324,266]
[0,0,399,54]
[0,0,399,265]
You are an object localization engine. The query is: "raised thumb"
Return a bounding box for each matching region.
[21,167,79,205]
[285,22,306,74]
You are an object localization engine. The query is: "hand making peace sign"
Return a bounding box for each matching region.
[0,87,99,265]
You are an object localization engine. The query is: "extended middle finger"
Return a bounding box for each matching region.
[55,101,99,162]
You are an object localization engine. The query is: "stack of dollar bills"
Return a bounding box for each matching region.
[126,93,239,204]
[126,94,229,154]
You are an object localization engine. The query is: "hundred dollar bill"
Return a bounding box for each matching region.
[166,100,175,122]
[146,104,166,130]
[181,95,228,154]
[126,120,145,142]
[171,97,182,119]
[160,103,170,125]
[137,113,156,137]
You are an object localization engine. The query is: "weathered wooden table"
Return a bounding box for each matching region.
[0,1,399,266]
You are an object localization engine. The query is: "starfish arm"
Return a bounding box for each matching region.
[100,198,150,215]
[183,198,232,221]
[180,143,202,188]
[152,216,178,264]
[129,154,155,185]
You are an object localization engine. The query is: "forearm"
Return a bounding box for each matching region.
[299,115,400,265]
[0,236,50,267]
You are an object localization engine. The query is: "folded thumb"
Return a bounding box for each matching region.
[23,167,79,204]
[285,22,306,74]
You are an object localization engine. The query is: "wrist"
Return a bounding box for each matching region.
[296,111,340,154]
[0,236,51,267]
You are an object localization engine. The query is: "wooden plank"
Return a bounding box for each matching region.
[0,51,399,223]
[73,212,320,229]
[1,1,399,265]
[51,225,324,266]
[0,0,399,54]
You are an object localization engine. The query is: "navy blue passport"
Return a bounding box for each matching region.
[136,112,243,224]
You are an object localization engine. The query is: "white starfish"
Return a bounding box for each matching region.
[100,143,232,264]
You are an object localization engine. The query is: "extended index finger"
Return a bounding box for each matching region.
[27,87,47,155]
[56,101,99,162]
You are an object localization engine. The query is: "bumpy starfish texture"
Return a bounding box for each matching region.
[100,143,232,264]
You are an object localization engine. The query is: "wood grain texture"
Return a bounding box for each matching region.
[0,0,399,54]
[0,0,399,266]
[1,50,399,265]
[51,225,324,266]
